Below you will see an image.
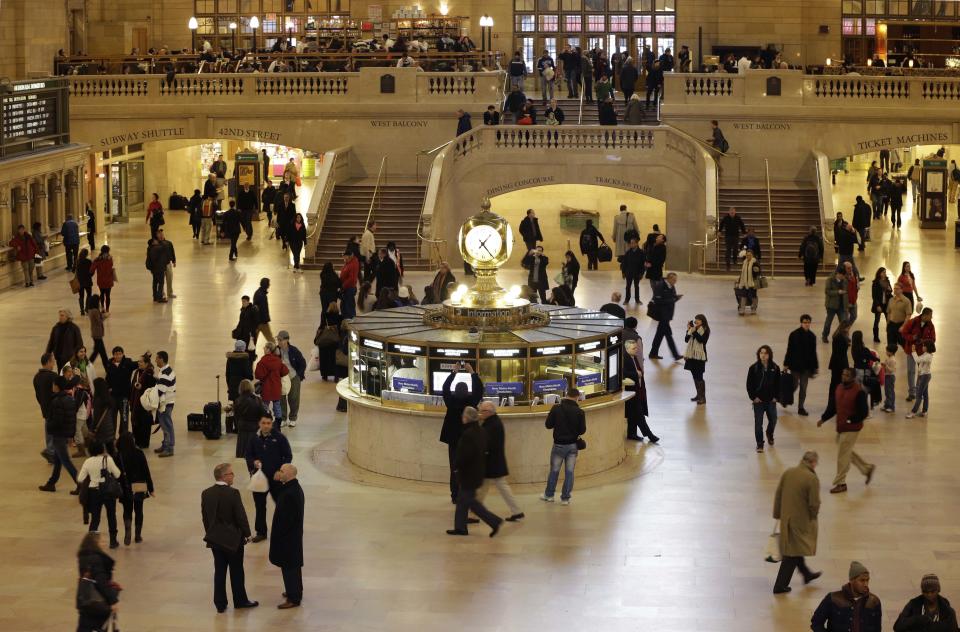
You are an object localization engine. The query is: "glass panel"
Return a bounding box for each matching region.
[239,0,258,12]
[587,14,605,30]
[562,0,582,9]
[656,35,673,54]
[357,348,385,396]
[889,0,907,13]
[197,17,216,34]
[262,13,280,32]
[842,0,863,13]
[655,0,674,10]
[610,14,628,31]
[263,0,283,11]
[196,0,216,13]
[564,14,582,31]
[609,0,628,9]
[842,17,862,34]
[530,355,573,401]
[386,355,427,394]
[585,0,604,11]
[240,16,254,32]
[516,0,535,9]
[635,35,652,53]
[654,15,674,31]
[632,0,652,10]
[566,36,581,47]
[218,0,238,12]
[573,351,605,396]
[283,15,301,31]
[218,17,235,34]
[909,0,931,14]
[522,37,535,71]
[538,0,559,10]
[632,15,652,31]
[588,35,604,50]
[864,18,876,34]
[865,0,884,13]
[516,15,536,32]
[544,36,557,59]
[539,14,560,31]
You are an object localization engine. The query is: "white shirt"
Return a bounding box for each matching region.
[912,351,932,376]
[737,56,751,74]
[77,455,121,487]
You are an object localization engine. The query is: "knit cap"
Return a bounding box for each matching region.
[849,561,869,580]
[922,574,941,593]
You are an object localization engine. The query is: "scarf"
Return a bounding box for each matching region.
[737,259,756,289]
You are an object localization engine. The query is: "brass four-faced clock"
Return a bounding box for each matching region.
[456,198,515,307]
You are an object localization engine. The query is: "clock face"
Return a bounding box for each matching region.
[464,224,503,264]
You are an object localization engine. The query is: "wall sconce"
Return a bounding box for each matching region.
[439,2,450,15]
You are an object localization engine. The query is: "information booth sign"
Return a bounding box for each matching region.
[0,79,70,159]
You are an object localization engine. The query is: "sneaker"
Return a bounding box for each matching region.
[157,450,174,458]
[905,412,916,418]
[559,499,570,506]
[881,407,892,413]
[287,420,297,428]
[539,494,554,503]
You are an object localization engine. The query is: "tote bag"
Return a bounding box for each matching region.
[765,521,782,563]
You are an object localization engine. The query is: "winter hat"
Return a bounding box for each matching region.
[277,330,290,341]
[921,574,941,593]
[234,340,247,352]
[849,561,869,580]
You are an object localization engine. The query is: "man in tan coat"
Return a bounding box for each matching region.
[772,451,822,594]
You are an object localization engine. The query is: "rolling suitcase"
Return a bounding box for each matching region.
[187,413,206,431]
[202,375,223,440]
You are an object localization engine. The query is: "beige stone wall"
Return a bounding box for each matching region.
[85,0,193,55]
[0,0,70,79]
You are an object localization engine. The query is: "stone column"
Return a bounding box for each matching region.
[14,185,30,231]
[35,180,49,231]
[66,169,80,220]
[0,186,11,241]
[54,171,67,229]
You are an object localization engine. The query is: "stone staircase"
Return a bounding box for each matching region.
[551,96,658,125]
[706,187,826,276]
[306,182,430,271]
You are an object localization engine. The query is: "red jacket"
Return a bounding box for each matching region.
[254,352,289,401]
[10,233,38,262]
[899,316,935,355]
[90,255,116,288]
[340,257,360,290]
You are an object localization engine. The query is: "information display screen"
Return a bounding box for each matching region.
[0,79,68,158]
[431,371,474,393]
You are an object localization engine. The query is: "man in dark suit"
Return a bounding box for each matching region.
[783,314,819,417]
[649,272,682,361]
[440,364,483,503]
[374,248,399,297]
[518,208,543,252]
[447,406,503,537]
[521,246,550,304]
[201,463,258,613]
[270,464,305,609]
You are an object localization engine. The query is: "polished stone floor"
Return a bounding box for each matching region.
[3,170,958,631]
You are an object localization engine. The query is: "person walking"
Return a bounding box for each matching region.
[154,350,176,457]
[201,463,258,613]
[253,278,275,344]
[885,282,911,348]
[579,219,606,270]
[245,413,293,543]
[645,234,667,292]
[561,251,580,294]
[439,364,483,503]
[46,309,84,372]
[799,226,824,286]
[619,237,645,305]
[270,464,305,609]
[623,340,657,442]
[827,320,851,410]
[38,375,80,493]
[116,432,153,545]
[261,180,276,229]
[899,307,935,402]
[200,186,217,245]
[77,441,122,548]
[811,561,882,631]
[870,267,892,344]
[188,188,203,239]
[905,340,934,419]
[518,209,543,253]
[718,207,746,271]
[146,237,169,303]
[620,56,638,102]
[237,183,257,240]
[818,367,876,494]
[747,345,781,453]
[648,272,682,361]
[10,224,39,287]
[521,246,550,304]
[276,331,305,427]
[822,269,847,343]
[536,50,556,104]
[508,50,527,91]
[683,314,710,405]
[232,295,260,351]
[477,402,524,522]
[34,352,58,464]
[288,213,307,272]
[90,245,116,315]
[897,261,922,311]
[75,248,93,315]
[772,451,822,594]
[221,201,242,261]
[612,204,638,258]
[76,532,119,632]
[255,342,289,428]
[540,388,586,505]
[893,574,958,631]
[447,406,503,537]
[783,314,819,416]
[852,195,871,249]
[60,213,81,272]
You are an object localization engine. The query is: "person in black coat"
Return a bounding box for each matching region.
[718,207,747,271]
[799,227,824,286]
[783,315,819,417]
[478,402,524,521]
[221,201,242,261]
[598,98,618,125]
[649,272,682,361]
[116,432,153,545]
[105,348,136,434]
[39,375,79,492]
[233,381,264,459]
[287,213,308,271]
[261,180,277,227]
[270,464,305,609]
[893,574,958,632]
[827,321,851,409]
[619,237,646,305]
[852,196,872,251]
[746,345,781,452]
[623,340,657,442]
[77,533,119,632]
[620,58,639,102]
[518,209,543,252]
[439,365,483,503]
[645,234,667,290]
[237,184,258,240]
[226,341,254,402]
[447,406,503,537]
[319,262,342,327]
[275,193,296,250]
[579,219,606,270]
[374,248,399,295]
[521,246,550,303]
[188,189,203,239]
[245,415,293,541]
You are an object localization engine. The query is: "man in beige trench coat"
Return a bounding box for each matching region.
[772,451,823,594]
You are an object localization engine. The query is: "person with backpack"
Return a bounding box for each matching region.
[708,120,729,154]
[579,219,606,270]
[799,227,824,286]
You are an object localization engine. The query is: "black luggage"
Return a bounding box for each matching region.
[202,375,223,440]
[187,413,206,431]
[778,372,796,407]
[597,244,613,263]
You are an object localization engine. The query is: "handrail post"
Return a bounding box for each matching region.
[578,75,585,125]
[764,158,775,279]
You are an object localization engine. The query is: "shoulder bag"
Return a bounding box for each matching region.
[576,437,587,450]
[82,408,110,444]
[99,456,123,500]
[76,577,111,618]
[69,276,81,294]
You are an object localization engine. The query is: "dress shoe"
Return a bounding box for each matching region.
[251,534,267,543]
[829,484,847,494]
[766,434,775,446]
[865,465,876,485]
[154,447,165,453]
[773,586,792,595]
[647,435,660,444]
[217,607,226,613]
[235,601,259,609]
[489,520,502,538]
[648,354,663,360]
[446,529,468,536]
[37,275,47,280]
[626,434,642,441]
[505,513,525,522]
[466,518,480,524]
[277,600,300,609]
[158,450,174,458]
[38,483,56,492]
[797,408,809,416]
[70,486,80,495]
[804,571,822,585]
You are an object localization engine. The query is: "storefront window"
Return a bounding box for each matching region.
[479,348,527,403]
[357,338,386,397]
[530,344,574,403]
[385,344,427,394]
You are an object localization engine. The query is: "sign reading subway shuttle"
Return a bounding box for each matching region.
[0,79,69,158]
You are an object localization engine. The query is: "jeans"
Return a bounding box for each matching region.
[281,566,303,604]
[87,488,118,538]
[803,259,819,285]
[510,75,524,91]
[446,443,458,502]
[586,252,598,270]
[43,428,54,458]
[645,84,660,106]
[211,545,250,610]
[753,401,777,446]
[565,69,578,97]
[906,353,917,398]
[454,486,501,532]
[341,286,357,319]
[281,376,301,421]
[229,235,238,260]
[884,374,896,411]
[100,287,112,312]
[544,443,578,501]
[47,436,78,485]
[886,320,903,348]
[291,242,303,269]
[624,274,641,303]
[78,285,92,314]
[479,477,523,516]
[151,270,165,301]
[890,205,902,227]
[111,395,129,434]
[157,404,175,452]
[651,320,680,359]
[583,75,593,101]
[267,400,283,429]
[241,209,253,238]
[120,491,146,534]
[846,303,858,325]
[912,373,931,413]
[822,308,845,340]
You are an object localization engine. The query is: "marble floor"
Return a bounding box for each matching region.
[2,169,958,631]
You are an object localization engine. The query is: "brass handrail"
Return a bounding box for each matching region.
[366,156,387,232]
[764,158,776,279]
[416,140,452,181]
[687,237,718,274]
[577,74,585,125]
[813,151,835,248]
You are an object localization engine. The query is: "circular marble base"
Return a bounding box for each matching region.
[338,380,633,484]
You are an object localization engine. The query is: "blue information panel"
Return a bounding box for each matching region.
[485,382,524,396]
[576,373,602,387]
[392,377,424,392]
[533,379,568,394]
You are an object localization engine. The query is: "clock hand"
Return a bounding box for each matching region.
[477,235,490,250]
[481,242,495,257]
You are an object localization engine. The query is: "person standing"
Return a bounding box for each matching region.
[885,282,911,348]
[221,201,242,262]
[360,220,378,282]
[620,56,638,102]
[518,209,543,253]
[683,314,710,405]
[612,205,638,258]
[146,237,169,303]
[905,340,934,419]
[623,340,657,442]
[154,351,176,458]
[261,149,271,181]
[75,248,93,315]
[237,184,257,240]
[540,388,586,505]
[374,248,399,296]
[853,195,871,247]
[77,441,122,548]
[156,229,177,299]
[276,331,305,428]
[447,406,503,537]
[439,364,483,504]
[46,308,84,372]
[339,250,359,319]
[210,154,228,192]
[105,347,135,434]
[893,574,958,631]
[60,213,81,272]
[253,277,275,344]
[10,224,39,287]
[799,227,824,286]
[536,50,556,104]
[784,315,819,417]
[818,367,876,494]
[188,188,203,239]
[201,463,258,613]
[897,261,922,311]
[34,352,58,464]
[76,533,119,632]
[129,353,155,450]
[271,464,305,609]
[522,246,550,304]
[747,345,781,453]
[146,193,165,238]
[287,213,307,272]
[508,50,527,91]
[619,237,646,305]
[899,307,935,402]
[822,269,847,343]
[871,267,892,344]
[735,249,761,315]
[38,375,80,493]
[90,245,116,315]
[718,208,746,271]
[200,182,217,245]
[772,451,822,594]
[889,176,905,228]
[245,414,293,542]
[233,295,260,350]
[649,272,682,361]
[116,432,153,546]
[811,562,882,631]
[477,402,524,522]
[255,342,290,428]
[645,233,667,291]
[31,221,49,281]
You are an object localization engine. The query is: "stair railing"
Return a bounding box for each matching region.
[416,140,452,182]
[366,156,387,232]
[577,74,585,124]
[764,157,776,279]
[812,149,836,251]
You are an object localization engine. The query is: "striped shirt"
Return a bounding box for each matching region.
[156,364,176,405]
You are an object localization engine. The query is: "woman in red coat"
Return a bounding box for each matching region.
[89,245,117,314]
[255,341,289,429]
[10,224,39,287]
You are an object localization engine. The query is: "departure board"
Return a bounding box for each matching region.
[0,79,69,158]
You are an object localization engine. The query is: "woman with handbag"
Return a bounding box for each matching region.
[116,432,153,545]
[76,532,119,632]
[316,303,344,381]
[623,340,658,443]
[735,249,762,316]
[561,250,581,293]
[319,262,342,327]
[77,441,122,548]
[128,353,155,450]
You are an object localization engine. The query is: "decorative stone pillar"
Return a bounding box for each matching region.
[66,169,80,220]
[14,185,30,231]
[0,186,11,241]
[54,172,67,229]
[35,180,49,231]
